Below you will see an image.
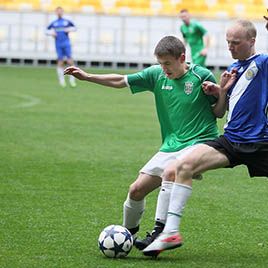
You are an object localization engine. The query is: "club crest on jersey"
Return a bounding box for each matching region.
[184,82,193,95]
[245,66,257,80]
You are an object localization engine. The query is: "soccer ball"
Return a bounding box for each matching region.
[98,225,133,258]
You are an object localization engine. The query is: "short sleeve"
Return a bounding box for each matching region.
[126,66,157,94]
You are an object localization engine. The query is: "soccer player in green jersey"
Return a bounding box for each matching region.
[179,9,209,67]
[64,36,226,249]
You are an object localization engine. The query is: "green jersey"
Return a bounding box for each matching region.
[126,64,219,152]
[180,20,207,65]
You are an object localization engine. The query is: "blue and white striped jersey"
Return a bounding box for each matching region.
[224,54,268,143]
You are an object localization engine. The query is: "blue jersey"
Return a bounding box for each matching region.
[47,17,75,47]
[224,54,268,143]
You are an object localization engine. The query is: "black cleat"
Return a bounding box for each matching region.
[134,227,162,250]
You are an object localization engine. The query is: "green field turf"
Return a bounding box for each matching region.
[0,66,268,268]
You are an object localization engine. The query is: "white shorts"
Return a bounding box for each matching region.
[140,145,199,178]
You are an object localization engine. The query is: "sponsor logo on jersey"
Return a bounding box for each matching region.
[55,27,66,32]
[161,85,173,90]
[184,82,193,95]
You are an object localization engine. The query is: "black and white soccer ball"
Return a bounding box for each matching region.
[98,225,133,258]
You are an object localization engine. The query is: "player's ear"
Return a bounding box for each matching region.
[250,37,256,47]
[179,53,186,63]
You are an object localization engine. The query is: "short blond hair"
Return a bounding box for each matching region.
[234,20,257,39]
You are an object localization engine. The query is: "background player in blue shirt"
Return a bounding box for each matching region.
[143,19,268,256]
[46,6,76,88]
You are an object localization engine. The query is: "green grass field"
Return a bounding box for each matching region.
[0,66,268,268]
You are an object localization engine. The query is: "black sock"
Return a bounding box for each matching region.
[128,225,139,235]
[153,221,165,233]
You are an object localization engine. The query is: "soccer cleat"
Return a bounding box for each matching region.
[135,232,154,250]
[142,231,183,257]
[134,227,162,250]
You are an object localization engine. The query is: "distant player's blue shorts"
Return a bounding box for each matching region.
[56,43,72,60]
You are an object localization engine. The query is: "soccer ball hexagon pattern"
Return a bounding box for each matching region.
[98,225,133,258]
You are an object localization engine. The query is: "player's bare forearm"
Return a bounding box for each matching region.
[86,73,126,88]
[209,69,237,118]
[212,90,228,118]
[202,81,227,118]
[64,66,127,88]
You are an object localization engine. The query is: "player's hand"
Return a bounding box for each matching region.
[200,48,208,56]
[202,81,220,97]
[64,66,89,80]
[219,69,237,92]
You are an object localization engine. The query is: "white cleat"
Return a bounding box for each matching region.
[59,80,66,88]
[69,80,77,88]
[143,231,183,257]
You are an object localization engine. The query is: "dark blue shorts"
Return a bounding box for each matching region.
[205,135,268,177]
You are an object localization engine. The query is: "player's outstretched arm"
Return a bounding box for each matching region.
[64,66,127,88]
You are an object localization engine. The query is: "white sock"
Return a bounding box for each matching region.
[56,67,65,84]
[123,194,145,230]
[163,183,192,233]
[155,181,173,224]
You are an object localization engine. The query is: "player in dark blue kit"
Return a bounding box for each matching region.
[46,6,76,88]
[143,19,268,256]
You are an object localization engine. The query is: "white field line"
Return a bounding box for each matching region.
[11,94,42,108]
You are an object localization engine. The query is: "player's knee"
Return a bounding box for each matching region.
[176,160,195,179]
[128,181,146,201]
[162,167,175,182]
